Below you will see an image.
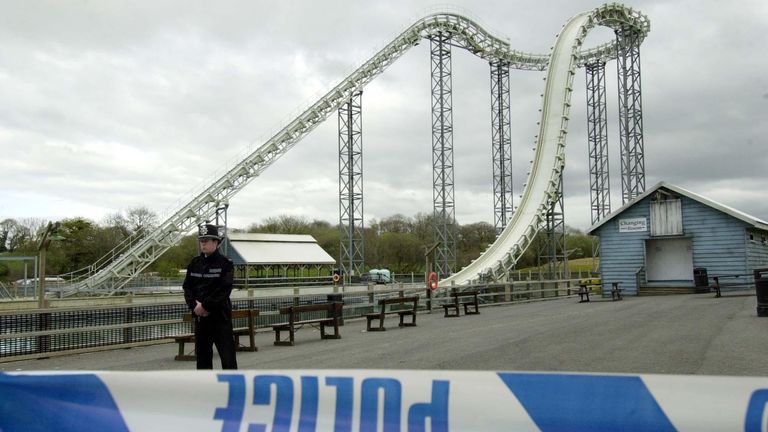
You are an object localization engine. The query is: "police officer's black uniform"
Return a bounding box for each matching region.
[182,224,237,370]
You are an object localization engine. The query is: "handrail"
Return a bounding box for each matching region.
[635,266,645,292]
[0,279,585,361]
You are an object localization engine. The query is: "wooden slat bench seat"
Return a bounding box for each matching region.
[365,296,419,331]
[173,333,196,361]
[173,309,259,361]
[578,284,591,303]
[272,302,342,346]
[443,290,480,317]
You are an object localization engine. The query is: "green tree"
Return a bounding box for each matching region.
[151,235,198,276]
[457,222,496,268]
[0,219,31,252]
[50,218,115,274]
[565,227,598,259]
[374,214,412,234]
[310,222,340,266]
[250,215,312,234]
[363,226,380,268]
[377,232,422,273]
[411,212,436,245]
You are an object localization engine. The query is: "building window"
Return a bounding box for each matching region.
[650,199,683,236]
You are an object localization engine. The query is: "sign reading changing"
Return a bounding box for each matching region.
[619,217,647,233]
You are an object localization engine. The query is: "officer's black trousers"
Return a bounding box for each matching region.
[195,315,238,370]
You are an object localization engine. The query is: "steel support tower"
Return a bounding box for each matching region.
[537,176,568,281]
[430,33,457,277]
[490,60,514,235]
[616,27,646,204]
[585,61,611,224]
[338,91,365,280]
[213,201,229,256]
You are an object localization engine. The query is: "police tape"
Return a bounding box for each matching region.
[1,369,767,431]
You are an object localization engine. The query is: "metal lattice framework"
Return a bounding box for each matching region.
[442,4,649,286]
[537,175,568,280]
[338,91,365,280]
[586,61,611,224]
[55,5,650,294]
[430,32,457,277]
[490,60,514,235]
[616,26,646,204]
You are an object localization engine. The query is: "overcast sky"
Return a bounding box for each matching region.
[2,0,766,233]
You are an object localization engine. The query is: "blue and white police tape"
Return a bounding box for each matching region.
[1,370,767,431]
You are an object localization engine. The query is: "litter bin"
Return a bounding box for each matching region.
[327,293,345,325]
[753,268,768,317]
[693,267,709,293]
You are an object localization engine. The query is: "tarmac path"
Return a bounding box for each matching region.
[2,294,766,376]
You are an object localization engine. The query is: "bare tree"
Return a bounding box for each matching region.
[103,207,158,237]
[374,214,412,234]
[0,218,36,252]
[0,219,16,252]
[18,218,48,243]
[102,212,130,237]
[125,207,158,235]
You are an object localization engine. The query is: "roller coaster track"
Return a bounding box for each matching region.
[62,3,649,295]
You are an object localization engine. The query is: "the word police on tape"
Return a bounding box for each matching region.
[214,374,448,432]
[2,369,768,431]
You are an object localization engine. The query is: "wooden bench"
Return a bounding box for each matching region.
[576,278,600,303]
[174,309,259,361]
[272,302,342,346]
[365,296,419,331]
[443,290,480,317]
[577,284,590,303]
[611,282,623,301]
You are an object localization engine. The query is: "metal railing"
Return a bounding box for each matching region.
[635,266,645,292]
[710,274,755,298]
[0,279,587,362]
[0,282,11,299]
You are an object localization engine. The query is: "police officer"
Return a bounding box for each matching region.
[182,223,237,370]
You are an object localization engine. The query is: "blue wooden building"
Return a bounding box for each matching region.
[588,182,768,295]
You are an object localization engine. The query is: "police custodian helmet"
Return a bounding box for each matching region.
[198,224,221,240]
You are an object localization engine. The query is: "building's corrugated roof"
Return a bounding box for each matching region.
[226,233,335,265]
[227,233,317,243]
[588,181,768,234]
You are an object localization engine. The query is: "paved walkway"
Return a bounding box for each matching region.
[2,293,766,375]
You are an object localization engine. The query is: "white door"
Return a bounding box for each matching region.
[645,238,693,282]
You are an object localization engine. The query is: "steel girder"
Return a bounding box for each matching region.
[616,27,646,204]
[212,203,230,256]
[490,60,514,235]
[338,91,365,280]
[585,61,611,225]
[575,4,650,67]
[537,175,568,280]
[430,33,457,277]
[419,14,547,71]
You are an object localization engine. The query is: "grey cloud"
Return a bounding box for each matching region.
[1,0,766,234]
